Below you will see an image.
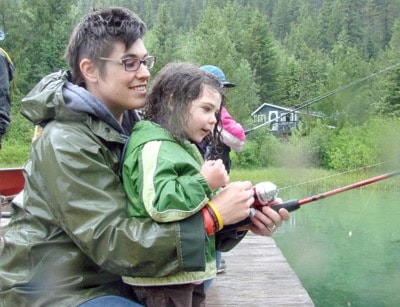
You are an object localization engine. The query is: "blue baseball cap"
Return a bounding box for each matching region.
[199,65,236,88]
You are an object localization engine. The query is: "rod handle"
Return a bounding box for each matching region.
[218,217,251,234]
[272,199,300,212]
[218,200,300,234]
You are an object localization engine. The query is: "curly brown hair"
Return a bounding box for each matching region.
[143,62,225,145]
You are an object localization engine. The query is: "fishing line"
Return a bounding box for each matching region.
[278,159,400,192]
[245,62,400,135]
[348,199,369,238]
[272,169,400,213]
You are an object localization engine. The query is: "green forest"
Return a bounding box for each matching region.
[1,0,400,171]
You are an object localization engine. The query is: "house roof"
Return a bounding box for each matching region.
[251,103,298,116]
[251,103,324,118]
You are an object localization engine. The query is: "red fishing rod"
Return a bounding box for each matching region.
[269,169,400,212]
[220,170,400,233]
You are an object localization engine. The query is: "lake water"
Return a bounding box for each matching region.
[273,188,400,307]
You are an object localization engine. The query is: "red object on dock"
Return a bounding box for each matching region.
[0,167,24,198]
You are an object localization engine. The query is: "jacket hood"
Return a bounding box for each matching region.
[129,121,180,149]
[21,70,123,133]
[128,120,203,162]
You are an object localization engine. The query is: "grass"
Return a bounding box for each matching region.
[0,110,33,168]
[0,139,31,168]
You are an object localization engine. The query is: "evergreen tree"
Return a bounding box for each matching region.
[234,9,281,104]
[325,30,372,127]
[284,2,321,53]
[378,21,400,117]
[16,0,74,93]
[270,0,296,42]
[176,4,259,123]
[146,2,177,71]
[3,0,400,128]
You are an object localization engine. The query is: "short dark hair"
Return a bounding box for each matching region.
[143,62,225,144]
[65,7,146,86]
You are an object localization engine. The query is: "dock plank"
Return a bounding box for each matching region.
[207,234,314,306]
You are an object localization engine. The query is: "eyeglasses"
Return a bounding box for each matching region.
[98,56,156,72]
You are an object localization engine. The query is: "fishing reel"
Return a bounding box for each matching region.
[253,181,278,206]
[219,181,279,233]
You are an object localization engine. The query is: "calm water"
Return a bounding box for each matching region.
[273,188,400,307]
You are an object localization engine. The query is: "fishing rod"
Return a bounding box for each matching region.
[211,169,400,234]
[267,169,400,212]
[245,62,400,135]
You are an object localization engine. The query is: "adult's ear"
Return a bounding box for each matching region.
[80,59,98,83]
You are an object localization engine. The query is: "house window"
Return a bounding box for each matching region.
[255,114,267,123]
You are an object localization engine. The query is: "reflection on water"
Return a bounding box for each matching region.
[273,189,400,307]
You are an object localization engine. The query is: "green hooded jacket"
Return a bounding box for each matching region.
[122,121,217,286]
[0,71,209,306]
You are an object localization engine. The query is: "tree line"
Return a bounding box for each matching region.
[1,0,400,170]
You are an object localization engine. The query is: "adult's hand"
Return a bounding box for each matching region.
[210,181,254,225]
[247,199,290,236]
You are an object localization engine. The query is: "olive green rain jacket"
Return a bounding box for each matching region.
[0,70,211,306]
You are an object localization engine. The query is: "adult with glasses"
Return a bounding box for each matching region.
[0,7,289,306]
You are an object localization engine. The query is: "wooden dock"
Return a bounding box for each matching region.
[207,234,314,306]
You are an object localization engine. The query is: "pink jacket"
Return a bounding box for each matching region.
[220,107,246,151]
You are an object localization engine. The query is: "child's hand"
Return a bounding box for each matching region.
[201,159,229,189]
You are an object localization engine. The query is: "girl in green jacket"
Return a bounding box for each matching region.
[122,62,230,306]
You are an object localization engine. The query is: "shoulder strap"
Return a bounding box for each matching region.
[0,47,14,81]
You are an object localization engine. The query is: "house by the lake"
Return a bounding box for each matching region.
[250,103,302,136]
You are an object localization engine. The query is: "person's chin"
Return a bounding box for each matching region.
[189,136,201,143]
[128,99,145,110]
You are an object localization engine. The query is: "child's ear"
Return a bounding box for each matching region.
[80,59,98,83]
[167,94,174,111]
